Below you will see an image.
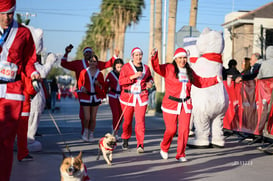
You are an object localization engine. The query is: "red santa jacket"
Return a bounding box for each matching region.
[61,56,116,82]
[78,68,105,103]
[151,53,219,114]
[119,60,153,106]
[0,21,38,101]
[105,70,121,99]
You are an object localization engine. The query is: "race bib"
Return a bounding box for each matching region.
[131,83,141,94]
[178,72,188,83]
[0,61,18,82]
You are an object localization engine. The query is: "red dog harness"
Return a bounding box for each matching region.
[99,137,117,151]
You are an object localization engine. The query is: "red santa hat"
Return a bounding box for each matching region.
[83,47,93,54]
[0,0,16,13]
[131,47,143,57]
[173,48,188,60]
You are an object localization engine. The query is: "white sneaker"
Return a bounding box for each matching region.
[88,131,94,142]
[82,129,89,142]
[160,150,168,160]
[177,157,187,162]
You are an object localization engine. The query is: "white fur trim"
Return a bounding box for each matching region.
[132,49,142,56]
[173,52,187,60]
[83,48,92,54]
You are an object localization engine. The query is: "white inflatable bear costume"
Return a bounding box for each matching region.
[187,28,229,148]
[26,26,58,152]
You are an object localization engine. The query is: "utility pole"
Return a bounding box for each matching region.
[189,0,198,27]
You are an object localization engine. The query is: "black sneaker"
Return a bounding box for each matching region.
[19,154,33,162]
[137,144,144,154]
[122,139,129,150]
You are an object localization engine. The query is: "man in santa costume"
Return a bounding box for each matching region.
[0,0,40,179]
[27,26,58,152]
[187,28,229,148]
[119,47,154,153]
[61,45,119,136]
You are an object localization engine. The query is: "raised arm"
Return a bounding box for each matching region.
[151,49,167,77]
[98,49,119,70]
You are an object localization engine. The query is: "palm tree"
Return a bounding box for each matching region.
[166,0,178,63]
[154,0,163,92]
[100,0,145,58]
[148,0,155,69]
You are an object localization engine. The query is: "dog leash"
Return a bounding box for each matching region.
[112,93,133,135]
[48,110,72,154]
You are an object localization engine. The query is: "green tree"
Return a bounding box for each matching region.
[46,67,67,80]
[16,13,30,25]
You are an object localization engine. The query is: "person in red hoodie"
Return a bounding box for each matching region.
[61,45,119,135]
[119,47,154,153]
[105,58,124,139]
[151,47,221,162]
[0,0,40,180]
[78,55,106,142]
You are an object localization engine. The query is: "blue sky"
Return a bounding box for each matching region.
[16,0,273,63]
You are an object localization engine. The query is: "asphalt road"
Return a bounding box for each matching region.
[10,98,273,181]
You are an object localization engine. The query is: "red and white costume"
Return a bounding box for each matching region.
[17,73,37,161]
[27,53,57,152]
[119,60,153,147]
[151,48,219,159]
[0,1,39,179]
[78,68,106,104]
[61,51,115,133]
[105,70,122,132]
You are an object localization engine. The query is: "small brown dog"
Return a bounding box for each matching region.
[96,133,117,166]
[60,151,90,181]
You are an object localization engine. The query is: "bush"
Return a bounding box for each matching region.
[155,92,165,113]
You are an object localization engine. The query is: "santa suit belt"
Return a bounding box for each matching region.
[86,91,96,95]
[110,89,121,94]
[123,89,146,93]
[0,75,21,84]
[168,96,190,103]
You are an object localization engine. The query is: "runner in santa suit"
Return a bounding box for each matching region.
[61,46,119,135]
[105,58,124,139]
[16,73,37,161]
[151,48,221,162]
[119,47,154,153]
[78,55,106,142]
[0,1,40,180]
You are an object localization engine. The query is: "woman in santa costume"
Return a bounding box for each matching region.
[151,48,221,162]
[61,46,119,136]
[105,58,124,139]
[0,0,40,180]
[119,47,154,153]
[78,55,106,142]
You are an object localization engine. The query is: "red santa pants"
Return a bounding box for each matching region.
[161,108,191,159]
[109,97,123,133]
[0,98,22,181]
[121,101,147,147]
[17,115,29,161]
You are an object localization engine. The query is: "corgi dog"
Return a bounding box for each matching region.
[60,151,90,181]
[96,133,117,166]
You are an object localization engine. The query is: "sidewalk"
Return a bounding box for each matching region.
[11,98,273,181]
